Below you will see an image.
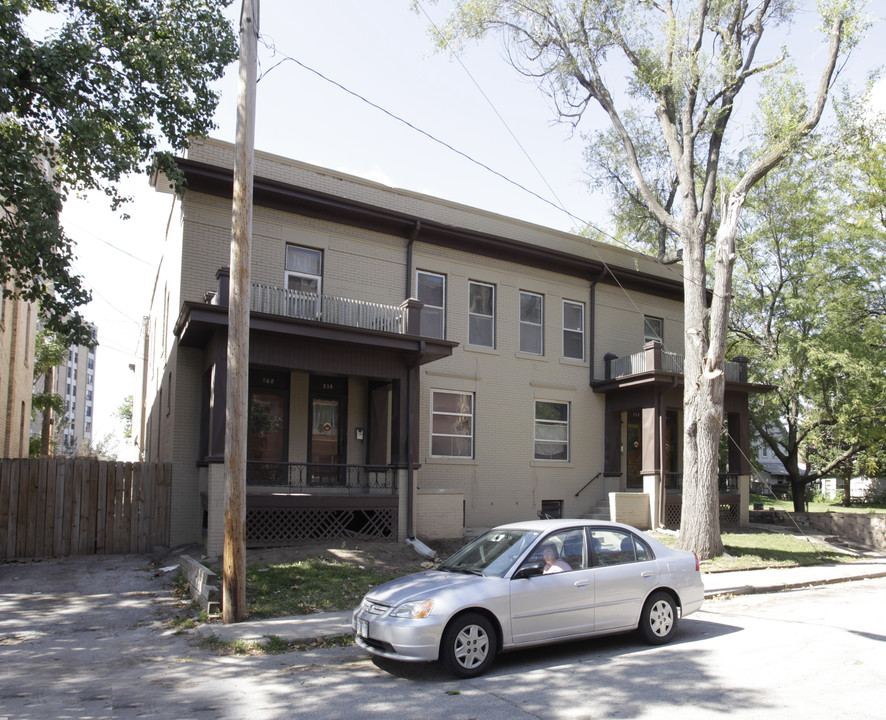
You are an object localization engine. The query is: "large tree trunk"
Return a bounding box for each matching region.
[678,225,725,560]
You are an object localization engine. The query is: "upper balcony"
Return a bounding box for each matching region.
[174,267,456,366]
[592,341,760,396]
[251,282,409,335]
[606,343,747,383]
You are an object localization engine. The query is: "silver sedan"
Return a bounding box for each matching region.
[352,519,704,677]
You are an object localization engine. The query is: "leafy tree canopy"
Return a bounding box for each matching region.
[425,0,868,558]
[0,0,238,346]
[730,82,886,510]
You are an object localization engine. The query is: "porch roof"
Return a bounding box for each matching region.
[174,301,457,365]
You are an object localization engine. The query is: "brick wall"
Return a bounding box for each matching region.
[609,492,651,530]
[806,512,886,551]
[414,490,464,539]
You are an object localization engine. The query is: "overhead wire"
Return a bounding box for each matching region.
[254,33,695,356]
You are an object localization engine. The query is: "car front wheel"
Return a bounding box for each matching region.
[638,591,677,645]
[440,612,496,678]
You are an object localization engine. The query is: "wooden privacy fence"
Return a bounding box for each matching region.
[0,459,172,561]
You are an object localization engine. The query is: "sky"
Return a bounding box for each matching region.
[56,1,885,458]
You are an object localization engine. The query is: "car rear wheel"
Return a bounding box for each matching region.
[440,612,496,678]
[638,591,677,645]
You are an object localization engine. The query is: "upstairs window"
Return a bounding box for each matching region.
[285,245,323,295]
[468,281,495,347]
[520,291,544,354]
[644,316,663,344]
[562,300,585,360]
[417,271,445,339]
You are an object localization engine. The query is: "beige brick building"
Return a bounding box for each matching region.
[138,138,758,557]
[0,284,37,458]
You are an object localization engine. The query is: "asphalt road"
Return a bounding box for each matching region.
[1,555,884,719]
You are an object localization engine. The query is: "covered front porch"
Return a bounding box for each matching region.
[594,341,768,530]
[176,268,456,555]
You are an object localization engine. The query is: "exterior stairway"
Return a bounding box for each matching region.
[581,498,611,521]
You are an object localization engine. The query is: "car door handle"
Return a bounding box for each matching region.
[574,580,590,589]
[641,571,655,578]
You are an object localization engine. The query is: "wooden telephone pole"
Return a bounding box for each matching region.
[223,0,259,624]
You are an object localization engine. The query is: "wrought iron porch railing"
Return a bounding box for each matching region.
[246,462,398,494]
[664,473,740,494]
[251,283,406,334]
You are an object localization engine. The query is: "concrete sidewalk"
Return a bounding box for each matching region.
[199,558,886,646]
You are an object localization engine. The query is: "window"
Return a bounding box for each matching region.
[519,528,587,573]
[520,291,544,354]
[285,244,323,294]
[562,300,584,360]
[534,401,569,460]
[468,281,495,347]
[644,315,663,344]
[591,529,654,566]
[417,271,445,339]
[431,391,474,457]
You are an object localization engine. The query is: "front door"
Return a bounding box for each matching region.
[626,410,643,490]
[309,376,347,486]
[247,370,289,485]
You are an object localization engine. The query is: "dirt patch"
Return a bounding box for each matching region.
[242,536,470,573]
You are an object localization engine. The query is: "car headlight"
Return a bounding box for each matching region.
[390,599,434,618]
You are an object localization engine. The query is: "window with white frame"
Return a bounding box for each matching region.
[644,315,663,344]
[534,400,569,461]
[562,300,584,360]
[468,281,495,347]
[417,271,446,339]
[431,391,474,457]
[285,244,323,294]
[519,291,544,354]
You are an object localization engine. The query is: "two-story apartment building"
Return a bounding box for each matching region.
[138,138,760,557]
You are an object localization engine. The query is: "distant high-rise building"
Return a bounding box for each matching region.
[32,323,97,455]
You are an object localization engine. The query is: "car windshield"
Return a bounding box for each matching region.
[438,529,540,578]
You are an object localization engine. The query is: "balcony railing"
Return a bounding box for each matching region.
[246,461,398,494]
[609,348,744,382]
[251,283,407,334]
[664,473,740,495]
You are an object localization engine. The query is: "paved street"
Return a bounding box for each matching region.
[1,556,884,719]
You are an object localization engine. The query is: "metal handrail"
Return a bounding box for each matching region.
[575,471,603,497]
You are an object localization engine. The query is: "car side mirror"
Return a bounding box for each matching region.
[513,564,544,580]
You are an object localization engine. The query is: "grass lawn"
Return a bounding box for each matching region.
[651,529,860,572]
[749,493,886,514]
[243,557,403,619]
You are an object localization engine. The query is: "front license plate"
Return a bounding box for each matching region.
[356,618,369,638]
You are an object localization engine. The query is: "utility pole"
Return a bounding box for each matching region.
[223,0,258,624]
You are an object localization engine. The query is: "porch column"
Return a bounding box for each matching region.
[207,332,228,460]
[727,410,751,527]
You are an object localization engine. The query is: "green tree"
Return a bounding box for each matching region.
[31,327,68,456]
[427,0,865,558]
[1,0,237,347]
[730,95,886,513]
[116,394,133,440]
